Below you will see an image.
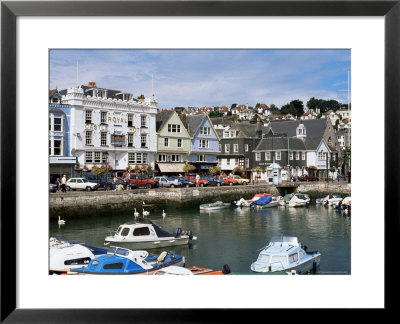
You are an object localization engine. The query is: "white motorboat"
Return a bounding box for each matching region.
[49,237,107,274]
[316,194,341,206]
[252,196,281,209]
[288,194,310,207]
[199,201,231,210]
[104,217,197,249]
[250,236,321,274]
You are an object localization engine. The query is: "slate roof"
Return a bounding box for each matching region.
[215,122,271,139]
[254,137,306,151]
[185,114,206,137]
[269,119,326,139]
[156,110,174,132]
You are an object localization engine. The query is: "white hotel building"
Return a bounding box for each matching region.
[58,82,158,173]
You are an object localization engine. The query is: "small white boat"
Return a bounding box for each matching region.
[199,201,231,210]
[252,196,280,209]
[49,237,107,274]
[153,266,194,275]
[316,194,341,205]
[251,236,321,274]
[104,217,197,249]
[288,194,310,207]
[233,194,272,207]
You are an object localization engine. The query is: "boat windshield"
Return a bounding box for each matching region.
[257,254,270,263]
[270,236,298,245]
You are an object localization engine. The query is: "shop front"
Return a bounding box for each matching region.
[49,156,78,183]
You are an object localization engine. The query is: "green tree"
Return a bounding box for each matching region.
[183,164,196,175]
[231,103,237,109]
[269,104,280,114]
[209,166,221,176]
[232,166,244,175]
[250,114,259,124]
[281,100,304,117]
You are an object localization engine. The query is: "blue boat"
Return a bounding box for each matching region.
[72,246,186,275]
[251,196,280,209]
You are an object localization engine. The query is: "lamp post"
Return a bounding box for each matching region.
[103,151,109,182]
[325,152,329,183]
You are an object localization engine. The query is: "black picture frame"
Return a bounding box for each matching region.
[1,0,397,321]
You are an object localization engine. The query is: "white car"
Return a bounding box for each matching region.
[66,178,100,191]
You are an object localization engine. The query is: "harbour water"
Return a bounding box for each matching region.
[50,205,351,274]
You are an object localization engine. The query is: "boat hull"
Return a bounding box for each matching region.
[200,203,230,211]
[104,237,190,249]
[252,253,320,274]
[254,201,280,209]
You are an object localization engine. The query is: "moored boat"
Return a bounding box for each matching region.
[104,217,197,249]
[233,193,272,207]
[252,196,280,209]
[288,194,310,207]
[200,201,231,210]
[72,246,185,275]
[250,236,321,274]
[49,237,108,274]
[153,264,232,275]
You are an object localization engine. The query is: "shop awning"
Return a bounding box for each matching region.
[158,163,186,173]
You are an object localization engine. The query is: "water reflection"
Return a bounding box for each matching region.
[50,205,350,274]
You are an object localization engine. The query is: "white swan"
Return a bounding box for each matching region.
[142,209,150,216]
[134,208,139,217]
[58,216,66,225]
[162,210,166,217]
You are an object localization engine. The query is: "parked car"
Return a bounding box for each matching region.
[122,172,159,189]
[66,178,100,191]
[298,175,319,182]
[202,176,224,186]
[231,175,250,185]
[49,183,57,193]
[154,176,182,188]
[215,176,238,186]
[168,176,195,188]
[83,172,113,191]
[185,174,209,187]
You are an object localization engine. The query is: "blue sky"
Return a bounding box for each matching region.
[50,49,350,109]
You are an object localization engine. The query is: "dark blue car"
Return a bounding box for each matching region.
[202,177,224,186]
[168,176,195,188]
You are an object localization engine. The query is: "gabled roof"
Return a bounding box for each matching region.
[254,137,307,151]
[185,114,207,137]
[156,110,175,132]
[269,119,326,139]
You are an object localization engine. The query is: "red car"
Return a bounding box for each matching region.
[215,176,238,186]
[184,174,209,187]
[122,172,159,188]
[298,175,319,182]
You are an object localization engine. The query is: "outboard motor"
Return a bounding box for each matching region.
[173,227,182,238]
[222,264,231,275]
[188,231,193,240]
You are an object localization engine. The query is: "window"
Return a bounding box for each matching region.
[94,152,101,163]
[85,152,93,163]
[200,127,211,135]
[127,133,134,147]
[255,152,261,161]
[245,158,249,168]
[142,154,147,164]
[141,135,147,148]
[164,138,169,147]
[230,130,236,137]
[290,152,294,160]
[275,152,281,160]
[101,111,107,124]
[234,158,239,166]
[103,263,123,270]
[101,132,107,146]
[53,140,62,156]
[302,152,306,160]
[85,131,92,145]
[158,154,167,162]
[85,110,92,123]
[265,152,271,160]
[177,138,182,148]
[127,114,133,126]
[54,117,62,131]
[170,154,181,162]
[199,140,209,148]
[225,144,230,153]
[133,227,150,236]
[168,124,181,133]
[136,153,142,164]
[141,115,147,127]
[223,131,229,138]
[49,117,51,131]
[226,158,230,165]
[245,144,249,152]
[128,153,135,164]
[318,150,324,160]
[271,255,287,265]
[289,253,299,263]
[49,140,51,155]
[233,144,238,153]
[296,152,299,160]
[196,155,206,162]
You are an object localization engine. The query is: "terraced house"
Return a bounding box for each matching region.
[155,110,191,174]
[181,114,220,173]
[253,120,340,181]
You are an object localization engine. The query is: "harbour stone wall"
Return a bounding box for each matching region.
[49,183,351,219]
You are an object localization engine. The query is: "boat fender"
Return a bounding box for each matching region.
[222,264,231,274]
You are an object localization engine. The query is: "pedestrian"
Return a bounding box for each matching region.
[337,171,341,182]
[228,172,233,179]
[61,174,67,192]
[113,175,118,191]
[195,174,200,187]
[55,177,60,192]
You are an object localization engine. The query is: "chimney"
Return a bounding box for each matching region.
[88,81,97,88]
[256,118,262,138]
